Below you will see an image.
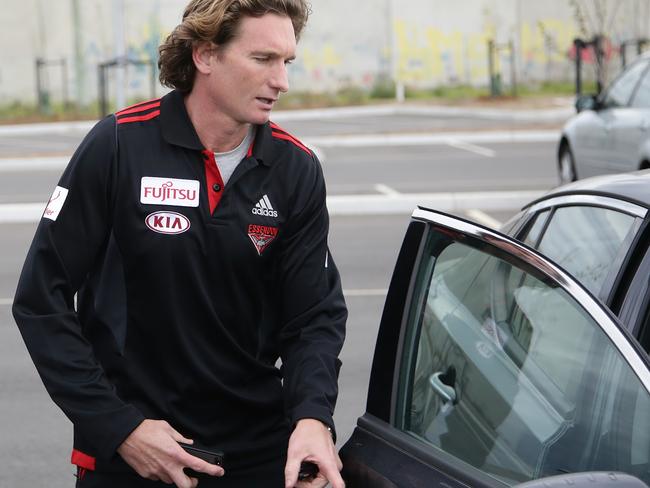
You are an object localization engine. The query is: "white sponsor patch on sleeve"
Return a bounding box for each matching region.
[43,186,69,221]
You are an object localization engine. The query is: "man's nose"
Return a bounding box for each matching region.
[270,62,289,93]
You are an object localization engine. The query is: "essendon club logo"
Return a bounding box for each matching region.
[248,224,278,255]
[145,211,191,235]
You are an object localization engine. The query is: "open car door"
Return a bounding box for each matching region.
[340,208,650,487]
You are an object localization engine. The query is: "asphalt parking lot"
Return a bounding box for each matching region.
[0,103,566,487]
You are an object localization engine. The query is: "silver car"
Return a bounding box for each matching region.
[559,54,650,184]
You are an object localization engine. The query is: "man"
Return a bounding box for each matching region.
[12,1,347,487]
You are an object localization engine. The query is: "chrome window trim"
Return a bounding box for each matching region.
[526,194,648,219]
[411,207,650,392]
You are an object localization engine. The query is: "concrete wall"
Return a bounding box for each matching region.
[2,0,649,107]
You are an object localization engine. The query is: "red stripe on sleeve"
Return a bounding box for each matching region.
[71,449,96,471]
[271,131,312,156]
[115,101,161,117]
[117,110,161,125]
[115,98,161,115]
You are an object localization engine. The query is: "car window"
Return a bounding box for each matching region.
[533,206,637,297]
[636,305,650,353]
[603,60,648,108]
[631,63,650,108]
[396,230,650,486]
[520,210,550,248]
[500,210,525,235]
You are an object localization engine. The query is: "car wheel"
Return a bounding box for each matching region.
[558,144,577,185]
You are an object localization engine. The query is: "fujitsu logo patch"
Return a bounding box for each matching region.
[248,224,278,255]
[141,177,200,207]
[251,194,278,217]
[145,211,191,235]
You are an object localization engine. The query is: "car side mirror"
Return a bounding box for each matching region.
[515,472,648,487]
[575,94,600,112]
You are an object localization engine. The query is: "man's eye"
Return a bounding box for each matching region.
[284,59,294,65]
[254,57,269,62]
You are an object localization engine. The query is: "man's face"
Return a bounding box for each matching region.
[205,14,296,126]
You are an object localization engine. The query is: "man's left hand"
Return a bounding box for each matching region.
[284,418,344,488]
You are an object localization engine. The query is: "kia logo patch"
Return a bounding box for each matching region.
[145,211,191,235]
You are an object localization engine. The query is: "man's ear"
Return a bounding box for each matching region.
[192,42,215,75]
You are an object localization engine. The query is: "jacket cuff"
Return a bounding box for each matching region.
[98,406,146,459]
[291,407,337,443]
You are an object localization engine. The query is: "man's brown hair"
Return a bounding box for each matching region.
[159,0,309,93]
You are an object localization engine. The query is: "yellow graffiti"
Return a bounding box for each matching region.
[394,18,579,83]
[301,45,342,72]
[463,31,493,80]
[523,18,578,63]
[263,17,581,86]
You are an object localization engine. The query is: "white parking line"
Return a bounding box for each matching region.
[0,298,13,306]
[447,139,496,158]
[304,130,559,148]
[0,121,95,136]
[0,190,545,223]
[465,209,503,229]
[0,203,44,223]
[0,156,68,172]
[374,184,401,196]
[326,190,544,216]
[343,289,388,297]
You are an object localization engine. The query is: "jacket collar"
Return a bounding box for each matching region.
[160,89,273,167]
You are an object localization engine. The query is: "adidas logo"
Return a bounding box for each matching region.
[252,194,278,218]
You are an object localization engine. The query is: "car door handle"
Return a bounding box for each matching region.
[641,119,650,131]
[429,372,457,404]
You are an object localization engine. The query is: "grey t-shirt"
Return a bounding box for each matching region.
[214,125,256,185]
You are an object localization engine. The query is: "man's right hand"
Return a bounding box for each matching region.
[117,419,224,488]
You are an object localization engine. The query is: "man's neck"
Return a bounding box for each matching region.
[184,90,250,153]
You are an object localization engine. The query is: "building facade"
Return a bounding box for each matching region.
[2,0,649,107]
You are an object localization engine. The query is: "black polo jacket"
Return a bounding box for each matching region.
[13,90,347,473]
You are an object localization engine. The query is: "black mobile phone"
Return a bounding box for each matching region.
[298,461,319,481]
[179,442,224,478]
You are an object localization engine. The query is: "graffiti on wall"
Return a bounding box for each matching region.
[298,45,343,84]
[293,17,585,88]
[394,17,581,84]
[79,0,165,100]
[77,10,601,96]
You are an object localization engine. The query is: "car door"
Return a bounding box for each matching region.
[340,208,650,488]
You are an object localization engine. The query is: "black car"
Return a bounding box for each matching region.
[340,171,650,487]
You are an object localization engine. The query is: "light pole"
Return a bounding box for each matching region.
[388,0,404,102]
[113,0,126,109]
[71,0,86,105]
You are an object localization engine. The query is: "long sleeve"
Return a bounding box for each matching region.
[278,155,347,437]
[12,116,144,459]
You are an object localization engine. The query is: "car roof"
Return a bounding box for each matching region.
[525,170,650,211]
